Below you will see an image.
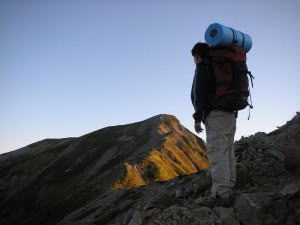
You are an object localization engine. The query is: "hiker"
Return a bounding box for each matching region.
[191,42,241,207]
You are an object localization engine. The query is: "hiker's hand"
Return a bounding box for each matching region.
[194,122,203,133]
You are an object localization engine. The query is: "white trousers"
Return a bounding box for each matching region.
[205,110,236,198]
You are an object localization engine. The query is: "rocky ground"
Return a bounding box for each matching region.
[57,113,300,225]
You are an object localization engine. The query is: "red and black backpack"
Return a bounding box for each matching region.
[207,46,254,112]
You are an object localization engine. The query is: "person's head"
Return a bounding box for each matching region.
[191,42,209,64]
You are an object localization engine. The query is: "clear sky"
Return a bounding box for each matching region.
[1,0,299,154]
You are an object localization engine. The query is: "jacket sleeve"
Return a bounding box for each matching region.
[191,63,210,123]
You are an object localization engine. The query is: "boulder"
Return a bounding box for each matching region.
[234,193,273,225]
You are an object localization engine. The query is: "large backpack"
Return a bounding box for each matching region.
[208,46,254,112]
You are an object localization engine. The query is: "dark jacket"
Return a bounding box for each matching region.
[191,61,214,124]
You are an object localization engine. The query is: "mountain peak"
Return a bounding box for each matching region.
[112,113,208,189]
[134,113,179,128]
[157,113,179,121]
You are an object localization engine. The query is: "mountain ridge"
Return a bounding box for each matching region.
[0,114,209,225]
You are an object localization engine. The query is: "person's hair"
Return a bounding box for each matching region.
[191,42,209,58]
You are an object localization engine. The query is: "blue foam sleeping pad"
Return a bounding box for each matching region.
[205,23,252,52]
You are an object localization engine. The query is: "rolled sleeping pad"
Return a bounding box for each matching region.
[205,23,252,52]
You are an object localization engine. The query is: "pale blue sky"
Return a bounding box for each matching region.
[1,0,299,154]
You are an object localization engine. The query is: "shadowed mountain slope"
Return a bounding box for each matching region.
[0,114,209,225]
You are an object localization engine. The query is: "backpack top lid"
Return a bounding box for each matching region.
[208,46,246,62]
